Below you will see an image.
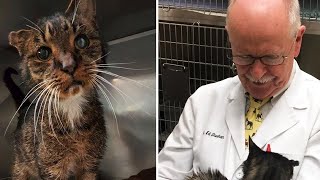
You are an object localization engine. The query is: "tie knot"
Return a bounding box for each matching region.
[249,95,271,109]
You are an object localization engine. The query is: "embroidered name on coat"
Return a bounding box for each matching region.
[203,131,224,139]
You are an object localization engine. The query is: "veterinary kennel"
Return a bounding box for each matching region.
[158,0,320,150]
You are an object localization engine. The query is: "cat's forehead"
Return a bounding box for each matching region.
[42,14,72,28]
[40,14,74,36]
[33,13,92,49]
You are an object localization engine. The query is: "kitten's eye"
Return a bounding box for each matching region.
[75,34,90,49]
[37,46,51,60]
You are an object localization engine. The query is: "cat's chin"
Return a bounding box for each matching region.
[59,85,83,99]
[68,85,82,94]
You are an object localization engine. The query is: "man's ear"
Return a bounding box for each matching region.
[65,0,96,20]
[8,29,33,56]
[293,25,306,58]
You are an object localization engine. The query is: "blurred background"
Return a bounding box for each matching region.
[0,0,156,179]
[157,0,320,150]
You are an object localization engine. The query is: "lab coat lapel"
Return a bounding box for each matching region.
[253,97,299,148]
[226,80,246,160]
[253,64,307,148]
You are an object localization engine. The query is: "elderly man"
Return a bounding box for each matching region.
[158,0,320,179]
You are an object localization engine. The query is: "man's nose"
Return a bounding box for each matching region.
[249,59,267,80]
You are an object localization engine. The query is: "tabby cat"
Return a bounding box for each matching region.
[7,0,107,179]
[187,138,299,180]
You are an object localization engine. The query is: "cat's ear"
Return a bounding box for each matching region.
[248,136,262,154]
[66,0,96,20]
[8,30,33,56]
[290,160,299,167]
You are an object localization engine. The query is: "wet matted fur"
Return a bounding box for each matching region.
[187,170,227,180]
[187,138,299,180]
[7,0,108,179]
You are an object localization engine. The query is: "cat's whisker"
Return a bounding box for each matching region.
[24,85,51,133]
[53,88,61,123]
[91,75,120,104]
[53,89,76,144]
[33,82,56,134]
[26,24,43,34]
[78,24,86,30]
[23,84,50,143]
[55,89,67,135]
[91,70,155,117]
[33,83,56,146]
[52,89,74,143]
[48,88,67,148]
[53,88,69,138]
[90,51,111,64]
[22,16,44,34]
[97,62,137,66]
[30,85,52,145]
[93,77,152,121]
[95,65,152,71]
[72,0,82,24]
[90,69,153,90]
[93,74,129,104]
[93,76,148,123]
[91,79,121,137]
[54,173,62,180]
[4,81,50,136]
[39,86,54,150]
[24,81,50,98]
[24,81,58,124]
[93,74,154,117]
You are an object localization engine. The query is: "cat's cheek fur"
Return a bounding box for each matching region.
[27,61,52,82]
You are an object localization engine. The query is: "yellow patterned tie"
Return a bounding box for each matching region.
[245,95,271,147]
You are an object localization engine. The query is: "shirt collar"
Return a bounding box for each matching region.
[245,59,297,104]
[270,59,297,105]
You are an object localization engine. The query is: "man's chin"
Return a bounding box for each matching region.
[246,85,274,99]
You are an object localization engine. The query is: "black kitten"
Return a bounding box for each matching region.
[187,138,299,180]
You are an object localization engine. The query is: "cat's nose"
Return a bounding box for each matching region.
[59,53,77,74]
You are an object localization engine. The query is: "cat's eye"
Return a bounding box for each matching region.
[75,34,90,49]
[37,46,51,60]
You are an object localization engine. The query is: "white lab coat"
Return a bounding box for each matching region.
[158,63,320,180]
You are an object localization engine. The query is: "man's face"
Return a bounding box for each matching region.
[229,33,296,99]
[226,0,305,99]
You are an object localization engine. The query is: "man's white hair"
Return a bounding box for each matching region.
[226,0,301,37]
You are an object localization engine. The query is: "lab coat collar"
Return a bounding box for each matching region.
[283,61,308,109]
[226,80,246,160]
[253,62,308,148]
[226,62,307,159]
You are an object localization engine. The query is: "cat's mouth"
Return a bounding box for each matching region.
[63,80,84,92]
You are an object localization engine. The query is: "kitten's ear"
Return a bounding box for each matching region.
[8,30,33,56]
[248,136,262,154]
[290,160,299,167]
[66,0,96,20]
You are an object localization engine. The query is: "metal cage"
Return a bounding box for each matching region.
[158,21,234,149]
[300,0,320,21]
[159,0,228,13]
[159,0,320,21]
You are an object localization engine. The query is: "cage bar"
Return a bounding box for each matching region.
[159,0,320,21]
[158,21,234,149]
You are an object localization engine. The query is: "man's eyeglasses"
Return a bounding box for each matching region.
[230,39,296,66]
